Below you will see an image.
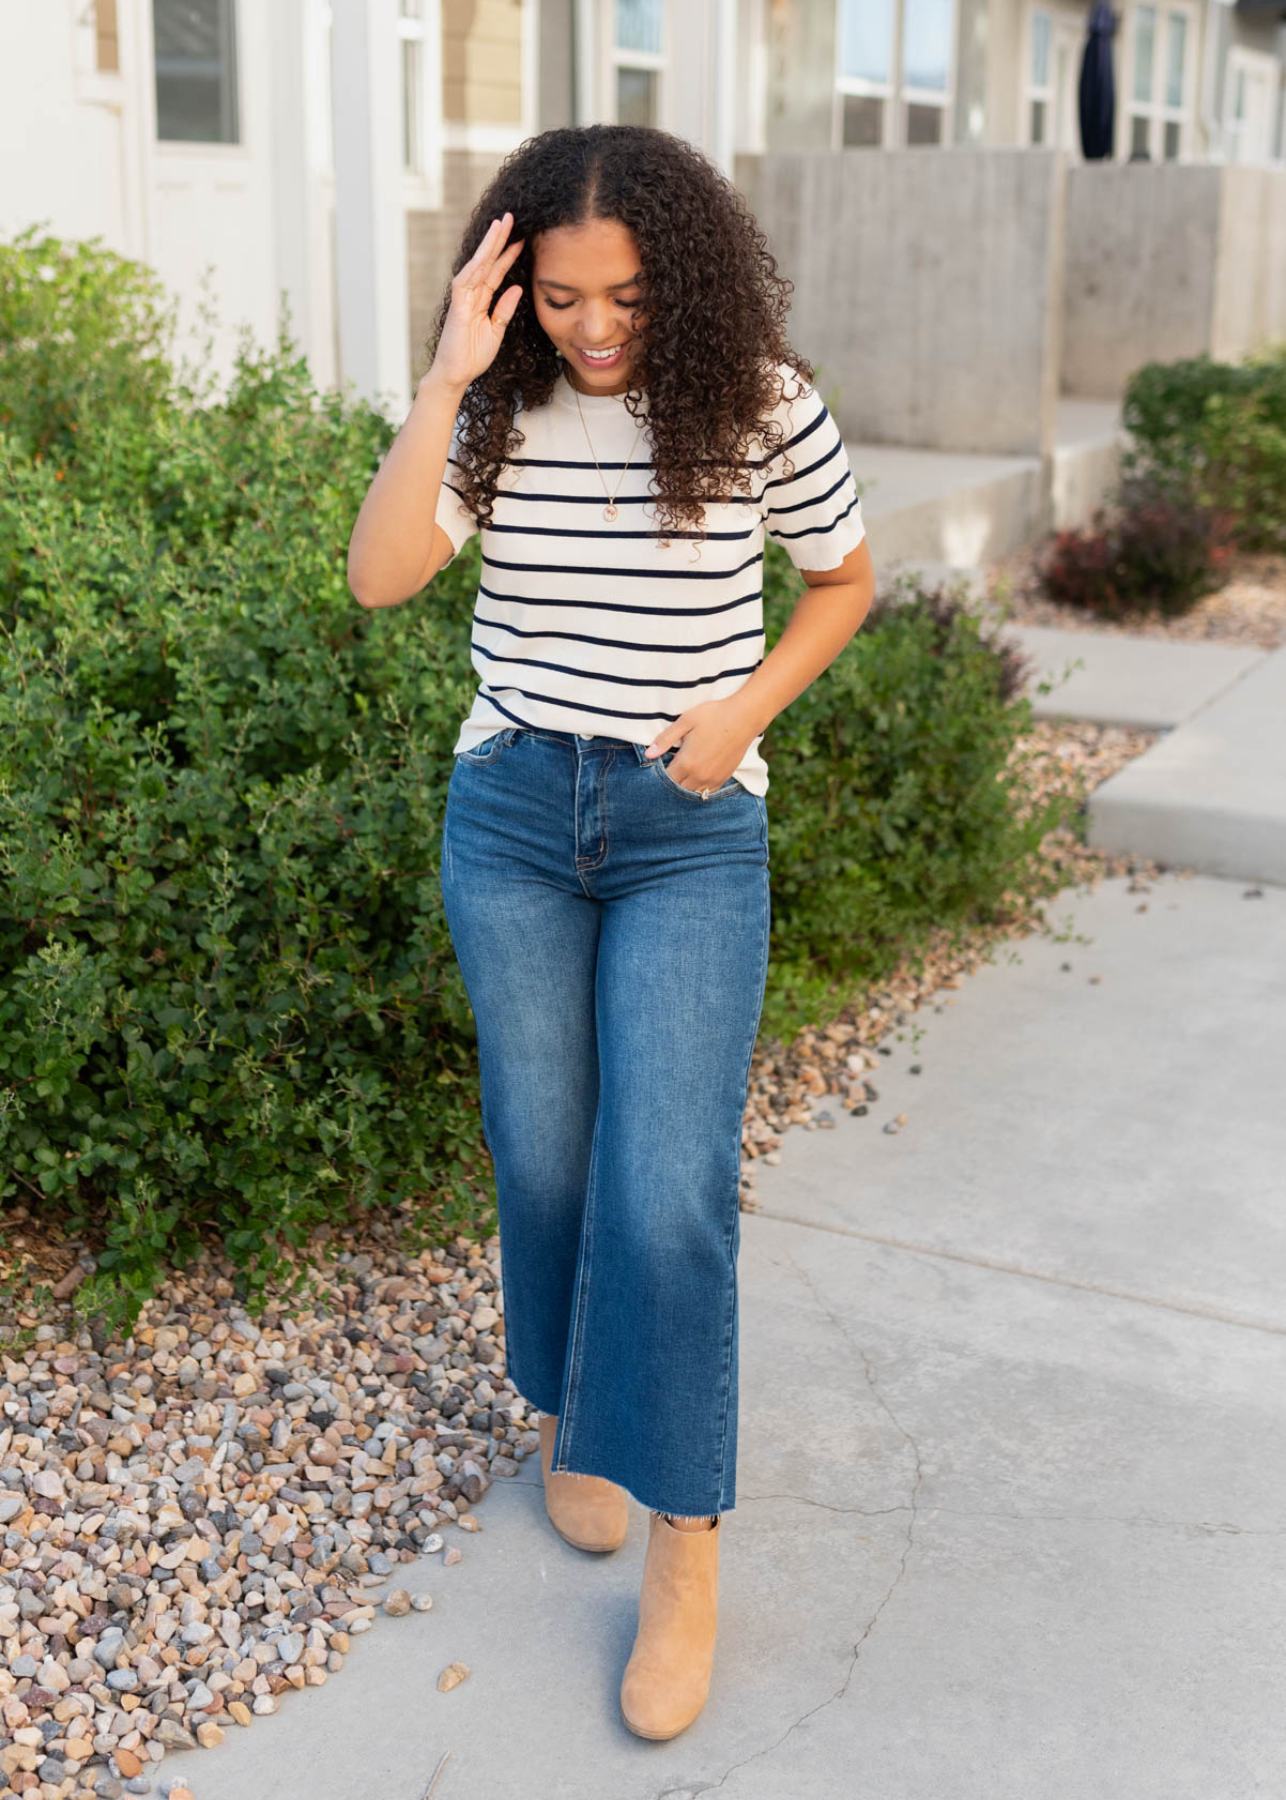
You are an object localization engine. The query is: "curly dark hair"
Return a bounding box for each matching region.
[425,124,813,548]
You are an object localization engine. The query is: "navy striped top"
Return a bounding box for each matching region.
[433,359,866,794]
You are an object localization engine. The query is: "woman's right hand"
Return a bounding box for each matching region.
[428,210,526,393]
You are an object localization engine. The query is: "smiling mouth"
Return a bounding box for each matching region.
[574,344,627,364]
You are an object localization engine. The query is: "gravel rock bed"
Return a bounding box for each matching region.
[0,1233,528,1797]
[0,714,1171,1797]
[977,542,1286,651]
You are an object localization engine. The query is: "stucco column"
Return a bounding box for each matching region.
[332,0,410,416]
[266,0,312,365]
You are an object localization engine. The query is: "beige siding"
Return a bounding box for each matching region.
[443,0,524,125]
[96,0,120,73]
[407,149,511,382]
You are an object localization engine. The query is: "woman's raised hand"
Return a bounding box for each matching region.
[429,211,526,391]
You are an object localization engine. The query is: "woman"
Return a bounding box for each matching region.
[348,123,875,1740]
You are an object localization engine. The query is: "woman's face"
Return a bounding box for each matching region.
[531,217,648,395]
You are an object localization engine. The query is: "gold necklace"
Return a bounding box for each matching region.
[568,371,639,523]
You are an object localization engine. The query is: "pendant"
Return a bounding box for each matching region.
[603,503,618,522]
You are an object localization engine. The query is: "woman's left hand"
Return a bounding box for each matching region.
[643,696,761,792]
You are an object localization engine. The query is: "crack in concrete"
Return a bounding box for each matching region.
[663,1246,925,1800]
[507,1477,1277,1540]
[738,1491,910,1518]
[930,1504,1286,1537]
[751,1207,1286,1339]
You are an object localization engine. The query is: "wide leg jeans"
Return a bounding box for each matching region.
[439,725,771,1519]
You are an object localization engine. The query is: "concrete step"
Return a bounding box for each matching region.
[994,623,1266,730]
[853,397,1125,565]
[1087,641,1286,886]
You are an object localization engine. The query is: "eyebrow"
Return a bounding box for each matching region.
[536,273,643,292]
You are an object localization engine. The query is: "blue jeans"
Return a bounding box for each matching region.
[439,725,771,1518]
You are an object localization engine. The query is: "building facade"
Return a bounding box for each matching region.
[2,0,1283,418]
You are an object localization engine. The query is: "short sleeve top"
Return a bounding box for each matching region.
[434,359,866,795]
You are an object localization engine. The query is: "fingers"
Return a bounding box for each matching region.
[494,283,523,327]
[463,211,524,288]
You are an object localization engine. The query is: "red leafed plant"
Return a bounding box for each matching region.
[1040,469,1239,620]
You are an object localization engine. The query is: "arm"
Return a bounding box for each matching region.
[722,537,876,739]
[347,370,470,609]
[346,207,528,610]
[642,537,875,788]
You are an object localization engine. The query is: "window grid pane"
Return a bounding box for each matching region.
[617,66,656,126]
[905,99,944,142]
[840,0,894,85]
[402,36,421,171]
[1165,13,1186,110]
[1030,11,1050,89]
[153,0,239,143]
[616,0,662,55]
[842,93,884,144]
[1132,4,1156,105]
[902,0,951,93]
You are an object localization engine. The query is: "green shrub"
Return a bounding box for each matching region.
[758,570,1067,1031]
[1,229,1074,1328]
[1122,343,1286,552]
[0,224,181,495]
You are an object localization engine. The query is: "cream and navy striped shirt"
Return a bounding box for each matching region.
[434,359,866,795]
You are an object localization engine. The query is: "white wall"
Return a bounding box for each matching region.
[0,2,133,251]
[0,0,341,399]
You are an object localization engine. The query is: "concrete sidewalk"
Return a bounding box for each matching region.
[996,621,1265,731]
[179,872,1286,1800]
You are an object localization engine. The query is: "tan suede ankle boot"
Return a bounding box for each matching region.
[537,1413,629,1552]
[619,1508,720,1739]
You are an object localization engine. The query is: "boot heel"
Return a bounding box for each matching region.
[537,1413,629,1552]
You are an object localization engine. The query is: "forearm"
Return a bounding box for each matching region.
[729,577,875,738]
[347,369,469,608]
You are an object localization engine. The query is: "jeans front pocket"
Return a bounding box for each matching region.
[457,728,516,767]
[653,748,743,802]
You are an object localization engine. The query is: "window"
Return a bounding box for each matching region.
[398,0,426,174]
[839,0,894,145]
[96,0,120,73]
[153,0,239,143]
[614,0,664,126]
[837,0,953,148]
[1027,9,1051,144]
[1126,0,1192,161]
[901,0,951,144]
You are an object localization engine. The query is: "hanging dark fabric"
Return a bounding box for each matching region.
[1079,1,1118,160]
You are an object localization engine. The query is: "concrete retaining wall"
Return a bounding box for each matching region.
[734,146,1066,459]
[1063,162,1286,398]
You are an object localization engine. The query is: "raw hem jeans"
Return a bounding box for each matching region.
[439,725,771,1519]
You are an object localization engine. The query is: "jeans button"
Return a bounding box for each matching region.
[578,733,592,741]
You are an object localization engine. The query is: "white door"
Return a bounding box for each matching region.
[1225,48,1277,165]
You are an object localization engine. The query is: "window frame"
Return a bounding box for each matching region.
[607,0,668,129]
[834,0,957,150]
[397,0,427,178]
[1120,0,1198,163]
